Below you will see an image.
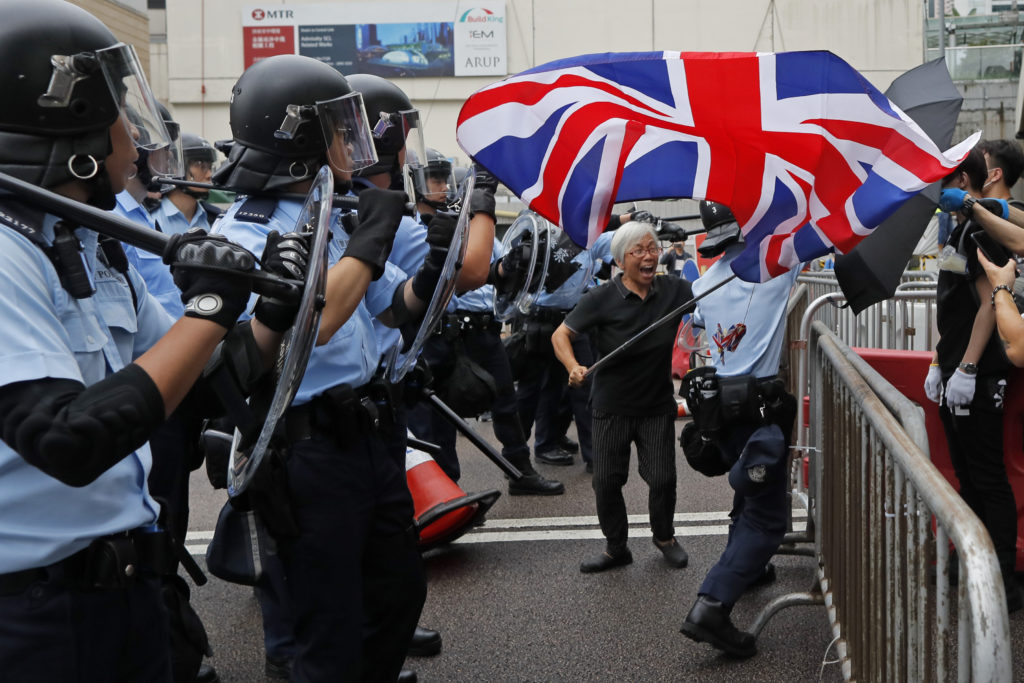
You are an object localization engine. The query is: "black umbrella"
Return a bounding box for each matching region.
[834,57,964,314]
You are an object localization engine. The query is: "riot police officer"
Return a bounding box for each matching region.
[679,202,799,659]
[0,2,300,680]
[214,55,458,682]
[151,132,221,234]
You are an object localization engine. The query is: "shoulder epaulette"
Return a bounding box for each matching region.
[235,196,279,225]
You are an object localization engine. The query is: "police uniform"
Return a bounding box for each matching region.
[688,244,799,606]
[215,196,425,683]
[516,232,613,467]
[0,204,176,681]
[409,240,524,481]
[114,190,184,320]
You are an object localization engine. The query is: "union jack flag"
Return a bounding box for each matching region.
[456,51,978,281]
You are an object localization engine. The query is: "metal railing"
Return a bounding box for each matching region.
[808,323,1009,681]
[764,273,1012,681]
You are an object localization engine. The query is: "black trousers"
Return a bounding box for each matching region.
[0,572,171,682]
[516,335,595,462]
[939,374,1018,575]
[590,411,677,553]
[280,426,426,683]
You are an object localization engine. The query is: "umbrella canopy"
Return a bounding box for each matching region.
[834,58,964,314]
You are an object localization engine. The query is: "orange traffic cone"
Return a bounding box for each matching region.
[676,397,691,418]
[406,446,501,551]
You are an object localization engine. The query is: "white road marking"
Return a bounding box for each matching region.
[184,510,807,555]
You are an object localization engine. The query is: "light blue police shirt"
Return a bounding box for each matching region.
[113,190,184,319]
[215,198,407,404]
[691,243,800,379]
[151,195,209,236]
[0,217,172,572]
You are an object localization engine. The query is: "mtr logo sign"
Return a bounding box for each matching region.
[251,8,294,21]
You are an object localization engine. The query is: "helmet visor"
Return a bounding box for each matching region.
[146,120,184,179]
[408,155,456,207]
[96,43,183,178]
[399,109,426,176]
[317,92,377,172]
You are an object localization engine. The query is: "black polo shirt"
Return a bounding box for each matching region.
[565,273,693,416]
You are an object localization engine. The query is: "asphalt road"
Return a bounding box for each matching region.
[183,414,1024,682]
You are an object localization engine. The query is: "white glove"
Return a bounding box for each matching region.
[924,365,943,404]
[944,369,976,409]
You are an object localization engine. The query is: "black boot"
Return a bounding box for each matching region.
[408,625,442,657]
[680,595,756,658]
[508,457,564,495]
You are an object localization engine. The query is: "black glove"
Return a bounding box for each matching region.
[491,241,532,294]
[341,188,407,279]
[469,166,499,220]
[656,220,688,242]
[411,211,457,301]
[253,230,312,332]
[162,228,255,329]
[630,209,655,224]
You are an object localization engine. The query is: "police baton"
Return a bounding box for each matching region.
[421,388,523,480]
[0,170,304,304]
[154,177,418,216]
[584,273,737,377]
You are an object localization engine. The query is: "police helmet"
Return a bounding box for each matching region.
[347,74,425,184]
[170,132,217,198]
[214,54,376,194]
[410,148,455,210]
[0,0,179,208]
[697,200,744,258]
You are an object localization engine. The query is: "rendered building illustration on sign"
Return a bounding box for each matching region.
[242,1,507,77]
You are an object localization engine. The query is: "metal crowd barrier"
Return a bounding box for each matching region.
[764,272,1012,681]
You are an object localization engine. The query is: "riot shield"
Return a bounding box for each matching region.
[383,169,475,383]
[227,166,334,497]
[492,212,550,321]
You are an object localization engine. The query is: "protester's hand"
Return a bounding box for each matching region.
[163,228,255,329]
[944,369,976,408]
[978,197,1010,220]
[412,211,458,301]
[939,188,969,213]
[924,364,943,404]
[977,248,1018,290]
[568,364,588,388]
[469,166,499,220]
[341,188,407,279]
[254,230,312,332]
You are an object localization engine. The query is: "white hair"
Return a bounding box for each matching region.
[610,221,659,264]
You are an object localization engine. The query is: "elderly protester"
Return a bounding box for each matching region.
[551,221,694,573]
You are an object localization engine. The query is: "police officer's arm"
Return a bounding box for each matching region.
[317,188,406,344]
[377,211,458,328]
[552,323,587,388]
[455,167,499,290]
[0,233,263,487]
